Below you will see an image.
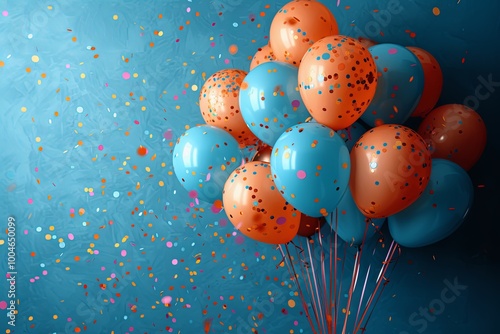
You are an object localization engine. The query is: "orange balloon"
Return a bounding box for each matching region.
[407,47,443,118]
[297,214,325,237]
[269,0,339,66]
[350,124,432,218]
[250,44,276,71]
[417,104,487,171]
[298,35,378,130]
[199,69,259,147]
[251,144,273,163]
[223,162,300,244]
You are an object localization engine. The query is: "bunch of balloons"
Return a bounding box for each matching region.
[173,0,487,250]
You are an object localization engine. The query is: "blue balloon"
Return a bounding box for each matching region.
[388,159,474,248]
[172,125,244,203]
[360,43,424,127]
[270,122,350,217]
[331,187,385,246]
[239,61,310,147]
[335,121,367,151]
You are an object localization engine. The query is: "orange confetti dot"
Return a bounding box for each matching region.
[432,7,440,16]
[74,256,80,262]
[93,234,99,240]
[158,13,163,19]
[137,146,148,156]
[26,67,31,73]
[77,140,83,146]
[30,252,36,257]
[0,60,5,67]
[228,44,238,55]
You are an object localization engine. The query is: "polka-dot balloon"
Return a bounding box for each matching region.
[199,69,259,147]
[298,35,378,130]
[222,161,300,244]
[349,124,432,218]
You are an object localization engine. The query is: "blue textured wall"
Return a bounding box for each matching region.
[1,1,499,333]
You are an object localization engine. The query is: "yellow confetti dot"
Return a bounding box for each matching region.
[0,240,4,245]
[432,7,440,16]
[21,106,27,112]
[80,73,86,79]
[191,84,198,91]
[158,180,165,187]
[31,55,40,63]
[113,14,119,20]
[35,136,41,142]
[53,314,58,320]
[45,234,51,240]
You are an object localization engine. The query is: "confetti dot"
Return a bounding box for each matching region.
[121,249,127,257]
[296,170,306,179]
[31,55,40,63]
[28,198,34,204]
[162,296,172,304]
[172,259,178,265]
[2,11,8,16]
[288,299,296,308]
[0,301,7,309]
[388,48,398,55]
[432,7,440,16]
[98,144,104,151]
[229,44,238,55]
[137,146,148,156]
[76,106,84,113]
[113,191,120,198]
[113,14,119,20]
[122,72,131,80]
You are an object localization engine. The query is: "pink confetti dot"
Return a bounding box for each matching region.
[296,170,307,179]
[94,250,100,255]
[134,120,140,124]
[0,301,7,310]
[2,11,8,17]
[186,7,191,12]
[162,296,172,304]
[276,217,287,225]
[27,198,34,204]
[388,48,398,55]
[163,130,173,140]
[34,167,39,172]
[42,270,48,275]
[98,144,104,151]
[171,259,178,265]
[224,59,230,64]
[68,233,74,240]
[122,72,131,80]
[166,241,173,248]
[188,190,198,199]
[291,100,301,108]
[235,235,245,245]
[121,250,127,257]
[30,278,35,283]
[70,208,75,213]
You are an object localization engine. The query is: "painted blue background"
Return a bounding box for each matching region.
[1,0,499,333]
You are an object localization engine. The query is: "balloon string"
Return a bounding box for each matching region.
[295,240,323,333]
[353,219,375,327]
[358,244,401,332]
[306,237,327,333]
[353,240,399,333]
[278,244,318,334]
[285,242,321,334]
[341,247,361,334]
[317,223,333,334]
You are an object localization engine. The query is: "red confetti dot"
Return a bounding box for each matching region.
[137,146,148,156]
